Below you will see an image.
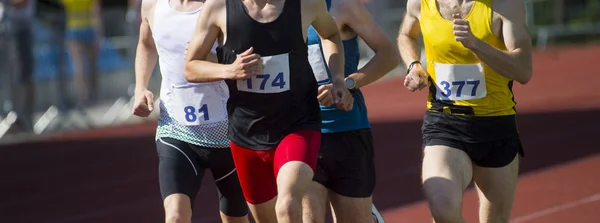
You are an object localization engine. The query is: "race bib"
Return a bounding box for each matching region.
[171,84,227,126]
[434,63,487,101]
[307,44,330,82]
[237,53,291,94]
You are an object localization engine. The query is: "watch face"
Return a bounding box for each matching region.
[345,78,355,89]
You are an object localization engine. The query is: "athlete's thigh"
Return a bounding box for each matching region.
[273,130,321,177]
[229,141,277,205]
[209,147,249,218]
[273,130,321,194]
[156,138,205,210]
[472,138,521,223]
[302,181,329,223]
[328,191,372,223]
[422,142,473,200]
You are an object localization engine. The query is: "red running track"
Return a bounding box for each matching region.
[0,44,599,222]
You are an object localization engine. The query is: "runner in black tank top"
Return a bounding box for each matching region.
[183,0,352,221]
[218,0,320,150]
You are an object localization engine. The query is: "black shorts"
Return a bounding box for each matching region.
[422,111,524,168]
[313,129,376,198]
[156,137,248,217]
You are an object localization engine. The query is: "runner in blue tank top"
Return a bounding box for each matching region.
[303,0,400,222]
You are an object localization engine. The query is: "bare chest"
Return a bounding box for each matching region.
[435,0,502,37]
[242,0,285,23]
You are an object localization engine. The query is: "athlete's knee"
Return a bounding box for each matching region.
[276,161,314,196]
[482,203,512,223]
[163,194,192,223]
[423,180,463,222]
[275,195,303,220]
[165,214,190,223]
[426,192,462,222]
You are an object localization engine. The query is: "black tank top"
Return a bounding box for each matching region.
[217,0,321,150]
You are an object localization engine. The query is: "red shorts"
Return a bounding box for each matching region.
[230,130,321,204]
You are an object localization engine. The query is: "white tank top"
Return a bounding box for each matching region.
[153,0,229,148]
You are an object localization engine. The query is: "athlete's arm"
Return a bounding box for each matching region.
[466,0,533,84]
[311,0,345,84]
[341,0,400,88]
[184,1,228,82]
[184,1,262,83]
[398,0,427,91]
[134,0,157,93]
[132,0,157,117]
[397,0,422,70]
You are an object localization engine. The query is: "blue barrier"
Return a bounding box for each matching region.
[32,23,130,82]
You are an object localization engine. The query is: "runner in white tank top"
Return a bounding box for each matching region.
[132,0,249,222]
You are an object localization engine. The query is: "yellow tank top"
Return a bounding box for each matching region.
[61,0,95,29]
[420,0,516,117]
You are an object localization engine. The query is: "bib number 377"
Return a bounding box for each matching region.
[237,53,291,93]
[434,63,487,101]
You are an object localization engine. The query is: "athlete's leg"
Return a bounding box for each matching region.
[473,157,518,223]
[302,181,329,223]
[230,142,278,223]
[472,138,522,223]
[302,140,330,223]
[422,145,473,223]
[329,193,372,223]
[156,138,205,223]
[210,148,250,223]
[320,129,376,223]
[274,130,321,223]
[65,33,89,103]
[82,30,99,102]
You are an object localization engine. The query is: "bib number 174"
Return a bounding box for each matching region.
[246,72,286,90]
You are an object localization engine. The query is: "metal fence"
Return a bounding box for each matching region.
[0,7,162,142]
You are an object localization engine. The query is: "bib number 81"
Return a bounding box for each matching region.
[440,80,480,98]
[184,104,209,122]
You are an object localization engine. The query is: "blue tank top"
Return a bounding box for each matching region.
[306,0,370,133]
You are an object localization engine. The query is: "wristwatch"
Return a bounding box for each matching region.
[344,77,357,90]
[407,60,421,74]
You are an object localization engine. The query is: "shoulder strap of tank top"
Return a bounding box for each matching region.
[284,0,304,45]
[469,0,493,33]
[420,0,434,16]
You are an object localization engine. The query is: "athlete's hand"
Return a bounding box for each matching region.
[227,47,264,80]
[317,84,335,107]
[332,78,354,111]
[132,89,155,117]
[404,63,428,92]
[452,14,478,49]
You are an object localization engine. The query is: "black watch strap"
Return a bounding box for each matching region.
[407,60,421,74]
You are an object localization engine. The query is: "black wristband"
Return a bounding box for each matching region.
[406,60,421,74]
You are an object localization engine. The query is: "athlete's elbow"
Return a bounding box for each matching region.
[516,69,532,85]
[184,62,198,82]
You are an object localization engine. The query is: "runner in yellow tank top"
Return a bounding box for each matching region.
[397,0,532,222]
